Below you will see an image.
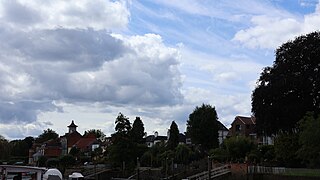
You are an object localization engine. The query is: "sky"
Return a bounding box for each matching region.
[1,0,320,140]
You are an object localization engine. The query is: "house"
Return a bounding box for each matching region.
[29,139,62,165]
[185,120,229,146]
[217,121,229,145]
[228,116,275,145]
[145,131,167,147]
[29,120,102,165]
[60,120,82,155]
[74,133,100,154]
[228,116,257,141]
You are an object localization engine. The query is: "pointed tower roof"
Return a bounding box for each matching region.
[68,120,78,128]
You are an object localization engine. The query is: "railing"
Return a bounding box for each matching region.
[186,165,231,180]
[247,165,285,174]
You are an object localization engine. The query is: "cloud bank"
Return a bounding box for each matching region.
[0,0,182,138]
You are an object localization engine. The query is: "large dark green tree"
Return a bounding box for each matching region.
[84,129,106,141]
[297,112,320,167]
[129,117,145,144]
[167,121,179,150]
[187,104,219,151]
[36,129,59,143]
[0,135,10,160]
[252,31,320,135]
[109,113,135,168]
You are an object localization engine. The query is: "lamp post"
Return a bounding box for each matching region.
[137,157,140,180]
[208,156,211,180]
[165,157,168,179]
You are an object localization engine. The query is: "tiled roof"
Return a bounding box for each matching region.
[74,138,98,150]
[217,121,228,131]
[235,116,256,125]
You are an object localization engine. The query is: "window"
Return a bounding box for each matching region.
[236,124,241,131]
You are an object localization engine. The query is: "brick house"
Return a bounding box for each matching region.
[228,116,257,141]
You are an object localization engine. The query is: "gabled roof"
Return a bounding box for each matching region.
[217,121,228,131]
[145,135,167,142]
[178,133,186,143]
[74,138,98,150]
[233,116,256,125]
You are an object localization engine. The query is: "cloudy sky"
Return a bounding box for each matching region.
[1,0,320,139]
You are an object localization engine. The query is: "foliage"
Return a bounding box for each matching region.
[167,121,179,150]
[297,112,320,167]
[129,117,145,144]
[60,155,76,167]
[109,112,141,170]
[140,142,166,167]
[69,146,80,157]
[36,129,59,143]
[46,158,59,168]
[224,136,254,161]
[209,148,229,162]
[274,132,301,167]
[258,145,275,162]
[187,104,219,151]
[84,129,106,141]
[252,31,320,135]
[115,112,131,135]
[38,156,48,167]
[175,144,191,164]
[0,135,10,160]
[10,139,29,157]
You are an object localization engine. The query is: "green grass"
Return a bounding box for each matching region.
[282,168,320,177]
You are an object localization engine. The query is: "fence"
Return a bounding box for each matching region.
[247,166,286,174]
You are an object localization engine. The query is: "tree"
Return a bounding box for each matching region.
[130,117,145,144]
[0,135,10,160]
[36,129,59,143]
[274,132,301,167]
[297,112,320,167]
[115,112,131,135]
[175,144,191,164]
[10,139,29,157]
[167,121,179,150]
[252,31,320,135]
[84,129,106,141]
[109,113,134,168]
[224,136,254,161]
[187,104,219,151]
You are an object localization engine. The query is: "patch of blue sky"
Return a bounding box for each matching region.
[273,0,318,14]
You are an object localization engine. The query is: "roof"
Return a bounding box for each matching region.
[74,138,98,150]
[178,133,186,143]
[233,116,256,125]
[68,120,78,128]
[217,121,228,131]
[145,135,167,142]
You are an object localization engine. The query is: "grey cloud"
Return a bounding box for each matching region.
[1,0,42,25]
[0,27,183,125]
[0,101,59,123]
[4,28,126,71]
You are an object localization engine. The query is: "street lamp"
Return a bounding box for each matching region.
[208,156,211,180]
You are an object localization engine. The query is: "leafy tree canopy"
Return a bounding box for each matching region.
[84,129,106,141]
[129,117,145,144]
[297,112,320,167]
[167,121,179,150]
[187,104,219,151]
[252,31,320,135]
[115,112,131,134]
[36,129,59,143]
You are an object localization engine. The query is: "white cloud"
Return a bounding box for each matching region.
[233,2,320,49]
[0,27,182,127]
